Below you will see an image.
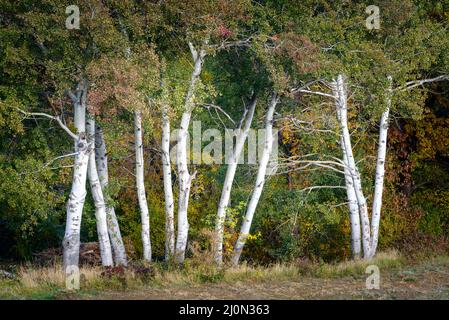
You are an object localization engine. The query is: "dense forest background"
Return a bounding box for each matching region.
[1,0,449,266]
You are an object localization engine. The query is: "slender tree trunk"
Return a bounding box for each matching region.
[369,76,392,258]
[231,93,278,266]
[336,101,362,259]
[86,117,113,266]
[63,80,89,271]
[333,74,371,259]
[63,135,89,270]
[214,94,257,265]
[175,111,192,263]
[134,110,152,262]
[341,136,362,259]
[161,104,175,261]
[95,124,128,266]
[175,42,206,263]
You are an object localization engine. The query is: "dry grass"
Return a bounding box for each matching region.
[311,249,404,278]
[0,250,408,299]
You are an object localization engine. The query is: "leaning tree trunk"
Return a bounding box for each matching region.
[161,104,175,261]
[175,42,205,263]
[86,117,113,266]
[214,94,257,265]
[336,101,361,259]
[95,124,128,266]
[134,110,152,262]
[333,74,371,259]
[341,136,362,259]
[369,76,392,258]
[63,80,89,272]
[231,93,278,266]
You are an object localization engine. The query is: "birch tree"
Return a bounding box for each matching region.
[336,103,362,259]
[332,74,448,259]
[18,98,88,272]
[86,116,113,266]
[369,76,392,257]
[88,49,160,263]
[214,94,257,265]
[161,101,175,261]
[95,124,128,266]
[174,42,206,263]
[332,74,372,258]
[64,80,90,271]
[231,93,279,266]
[134,110,152,261]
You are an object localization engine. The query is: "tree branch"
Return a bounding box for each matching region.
[399,75,449,91]
[17,108,78,140]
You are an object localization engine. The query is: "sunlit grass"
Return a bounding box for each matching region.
[0,250,436,299]
[310,249,404,278]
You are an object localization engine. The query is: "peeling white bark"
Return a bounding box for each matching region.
[175,110,193,263]
[175,42,206,263]
[341,136,362,259]
[95,124,128,266]
[214,95,257,265]
[231,93,278,266]
[333,74,371,259]
[336,101,361,259]
[134,110,152,262]
[162,104,175,261]
[86,117,113,266]
[63,134,89,271]
[369,76,392,258]
[63,80,89,271]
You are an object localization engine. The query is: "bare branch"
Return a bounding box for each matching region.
[16,108,78,140]
[64,89,78,103]
[292,88,336,99]
[188,42,198,61]
[208,37,252,51]
[398,75,449,91]
[198,103,236,126]
[299,185,346,192]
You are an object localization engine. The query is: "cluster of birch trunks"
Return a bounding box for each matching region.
[23,42,447,275]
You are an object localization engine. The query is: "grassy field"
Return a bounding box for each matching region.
[1,250,448,300]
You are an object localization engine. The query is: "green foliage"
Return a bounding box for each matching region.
[1,0,449,265]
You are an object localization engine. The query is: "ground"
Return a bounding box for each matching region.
[2,252,449,300]
[65,256,449,300]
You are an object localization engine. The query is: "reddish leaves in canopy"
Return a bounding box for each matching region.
[87,56,141,117]
[218,25,233,39]
[86,45,160,119]
[273,33,320,74]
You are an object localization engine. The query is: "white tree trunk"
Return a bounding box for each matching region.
[86,117,113,266]
[214,95,257,265]
[63,135,89,271]
[63,80,89,271]
[116,23,150,262]
[333,74,371,259]
[175,42,206,263]
[134,110,152,262]
[95,124,128,266]
[175,111,192,263]
[341,136,362,259]
[161,104,175,261]
[231,93,278,266]
[336,101,362,259]
[369,76,392,258]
